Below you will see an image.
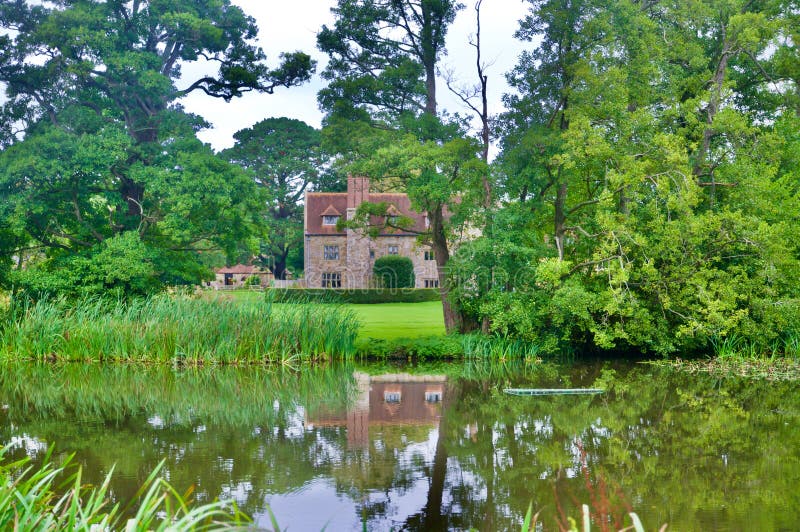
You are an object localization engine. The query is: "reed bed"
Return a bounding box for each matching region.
[461,333,543,361]
[0,296,359,363]
[0,448,249,531]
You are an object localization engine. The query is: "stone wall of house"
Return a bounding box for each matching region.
[305,235,348,288]
[305,233,439,289]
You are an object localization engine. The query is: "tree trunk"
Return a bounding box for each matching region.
[429,206,461,333]
[120,177,145,222]
[272,250,288,280]
[695,35,732,209]
[554,182,567,261]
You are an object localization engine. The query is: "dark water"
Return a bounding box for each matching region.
[1,360,798,531]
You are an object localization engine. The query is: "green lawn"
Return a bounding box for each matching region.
[348,301,445,339]
[202,290,445,340]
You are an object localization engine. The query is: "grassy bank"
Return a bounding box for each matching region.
[204,291,447,339]
[0,449,248,531]
[0,296,358,363]
[351,301,445,339]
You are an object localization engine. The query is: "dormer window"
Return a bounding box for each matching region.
[320,204,342,226]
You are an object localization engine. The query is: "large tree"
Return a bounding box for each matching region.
[0,0,314,295]
[221,118,344,279]
[318,0,490,333]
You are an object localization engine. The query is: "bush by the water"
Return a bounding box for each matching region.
[373,255,415,288]
[268,287,440,304]
[0,296,358,363]
[0,448,248,530]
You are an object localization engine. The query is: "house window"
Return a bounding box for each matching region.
[424,279,439,288]
[424,250,435,261]
[384,391,401,403]
[425,391,442,403]
[323,245,339,260]
[321,272,342,288]
[388,245,399,255]
[387,215,398,225]
[369,250,375,259]
[322,215,340,226]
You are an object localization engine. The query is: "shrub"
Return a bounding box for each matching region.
[267,288,440,304]
[373,255,415,288]
[357,335,465,358]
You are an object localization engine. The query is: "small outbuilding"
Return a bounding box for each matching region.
[209,264,273,289]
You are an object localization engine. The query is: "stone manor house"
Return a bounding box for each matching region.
[304,176,439,289]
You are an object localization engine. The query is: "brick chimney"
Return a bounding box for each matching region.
[347,175,370,209]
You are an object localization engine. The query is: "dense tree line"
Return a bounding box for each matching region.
[318,0,800,355]
[1,0,798,355]
[0,0,313,295]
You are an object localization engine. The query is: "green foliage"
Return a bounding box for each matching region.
[0,1,314,296]
[355,333,544,360]
[244,274,262,286]
[0,447,249,530]
[0,296,359,363]
[358,335,464,358]
[268,288,440,304]
[461,0,800,356]
[373,255,415,288]
[461,333,543,361]
[221,118,344,278]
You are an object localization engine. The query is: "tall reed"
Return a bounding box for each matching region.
[461,333,542,361]
[0,448,249,530]
[0,296,359,363]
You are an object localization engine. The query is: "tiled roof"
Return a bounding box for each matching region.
[306,193,348,234]
[215,264,268,274]
[305,191,427,235]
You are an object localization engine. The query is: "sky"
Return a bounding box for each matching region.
[179,0,533,151]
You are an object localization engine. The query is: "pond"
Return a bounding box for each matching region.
[1,360,798,531]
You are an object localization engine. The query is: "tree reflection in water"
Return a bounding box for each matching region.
[0,361,798,530]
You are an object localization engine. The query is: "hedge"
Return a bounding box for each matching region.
[373,255,415,288]
[267,288,441,304]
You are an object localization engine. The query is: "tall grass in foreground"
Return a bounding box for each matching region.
[0,296,359,363]
[0,448,248,531]
[520,503,660,532]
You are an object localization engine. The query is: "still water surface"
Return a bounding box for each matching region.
[1,360,798,531]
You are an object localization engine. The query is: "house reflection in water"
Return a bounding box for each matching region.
[305,372,447,448]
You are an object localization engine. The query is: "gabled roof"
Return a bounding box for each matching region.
[320,204,342,216]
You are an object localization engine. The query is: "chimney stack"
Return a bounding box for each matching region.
[347,175,370,209]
